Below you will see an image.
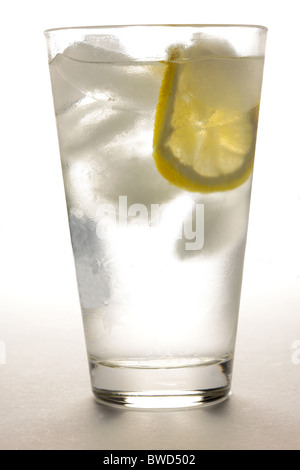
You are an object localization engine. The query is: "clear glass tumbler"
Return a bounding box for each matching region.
[45,25,267,409]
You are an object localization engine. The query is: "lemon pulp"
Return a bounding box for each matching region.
[153,46,261,193]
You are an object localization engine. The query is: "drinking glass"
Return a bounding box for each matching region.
[45,25,267,409]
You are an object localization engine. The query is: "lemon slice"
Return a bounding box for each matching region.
[153,46,259,192]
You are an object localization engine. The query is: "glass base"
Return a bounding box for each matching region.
[89,355,232,410]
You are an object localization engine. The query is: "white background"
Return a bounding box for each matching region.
[0,0,300,450]
[0,0,299,319]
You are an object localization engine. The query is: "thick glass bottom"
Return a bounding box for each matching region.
[89,355,232,410]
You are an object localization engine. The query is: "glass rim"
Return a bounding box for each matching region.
[44,24,268,35]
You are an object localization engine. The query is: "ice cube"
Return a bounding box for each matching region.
[56,98,139,160]
[69,213,111,310]
[178,37,264,112]
[62,34,128,62]
[50,41,164,164]
[188,33,236,58]
[51,47,163,112]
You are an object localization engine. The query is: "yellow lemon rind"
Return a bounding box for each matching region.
[153,146,255,193]
[153,48,259,193]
